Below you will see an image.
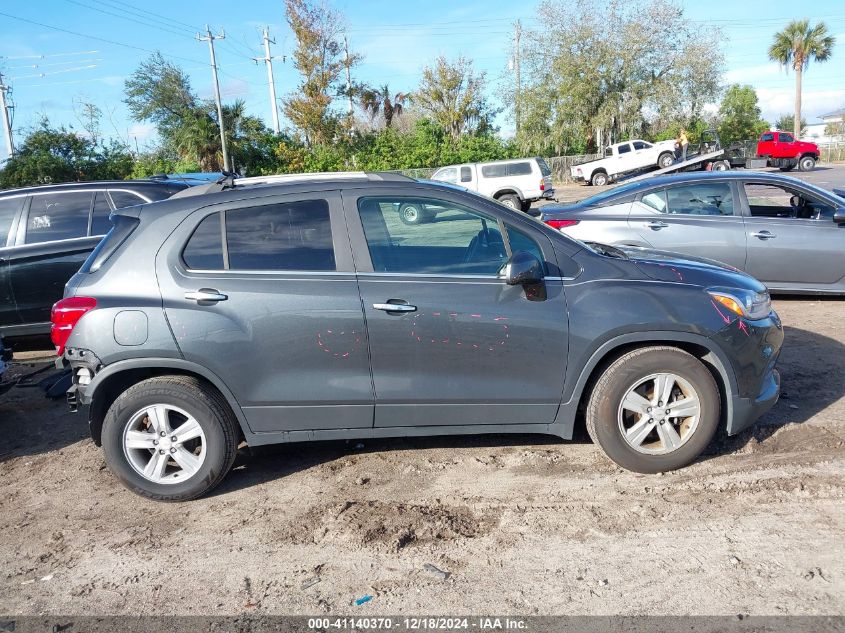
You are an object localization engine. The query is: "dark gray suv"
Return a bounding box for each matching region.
[57,173,783,501]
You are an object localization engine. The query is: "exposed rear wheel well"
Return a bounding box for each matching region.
[88,368,242,446]
[574,341,729,434]
[493,189,522,200]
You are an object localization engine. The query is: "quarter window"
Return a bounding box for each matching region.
[25,192,93,244]
[509,162,532,176]
[779,133,795,143]
[761,133,774,142]
[633,141,651,150]
[91,192,113,236]
[182,199,335,271]
[480,163,508,178]
[641,190,668,213]
[506,225,544,267]
[460,166,472,182]
[109,190,146,209]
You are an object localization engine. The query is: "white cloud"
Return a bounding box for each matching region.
[126,122,156,141]
[756,87,845,123]
[723,63,783,85]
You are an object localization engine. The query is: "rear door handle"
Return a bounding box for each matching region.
[373,302,417,313]
[647,221,668,230]
[185,289,228,303]
[751,231,777,240]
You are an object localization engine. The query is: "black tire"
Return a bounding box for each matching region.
[711,160,730,171]
[798,155,816,172]
[398,203,427,225]
[585,346,720,474]
[520,199,533,213]
[101,375,239,501]
[657,152,674,169]
[497,193,521,210]
[591,171,609,186]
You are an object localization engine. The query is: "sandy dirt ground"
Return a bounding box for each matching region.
[0,297,843,617]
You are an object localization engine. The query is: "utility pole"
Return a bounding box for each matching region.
[254,27,281,135]
[197,25,230,172]
[513,20,522,135]
[0,71,14,159]
[343,35,354,134]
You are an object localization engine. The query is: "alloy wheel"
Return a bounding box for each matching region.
[617,372,700,455]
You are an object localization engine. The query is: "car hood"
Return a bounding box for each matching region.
[609,244,767,292]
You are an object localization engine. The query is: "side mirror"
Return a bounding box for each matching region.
[834,208,845,225]
[502,251,544,286]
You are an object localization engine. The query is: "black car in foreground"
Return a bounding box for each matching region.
[0,180,189,345]
[0,336,12,396]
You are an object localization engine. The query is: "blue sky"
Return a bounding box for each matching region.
[1,0,844,163]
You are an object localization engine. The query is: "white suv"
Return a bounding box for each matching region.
[431,158,554,214]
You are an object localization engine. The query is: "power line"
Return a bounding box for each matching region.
[60,0,191,38]
[0,50,98,60]
[95,0,202,33]
[0,11,206,66]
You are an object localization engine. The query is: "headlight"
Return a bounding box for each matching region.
[708,287,771,320]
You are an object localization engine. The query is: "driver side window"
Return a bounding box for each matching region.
[358,197,508,275]
[743,183,835,220]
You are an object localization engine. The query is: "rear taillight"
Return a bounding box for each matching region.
[544,219,580,230]
[51,297,97,355]
[540,179,545,191]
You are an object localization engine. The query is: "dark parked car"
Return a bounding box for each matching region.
[541,172,845,294]
[0,336,12,395]
[57,173,782,500]
[0,180,189,343]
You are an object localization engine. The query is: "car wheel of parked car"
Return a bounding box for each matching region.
[658,152,674,169]
[591,172,609,186]
[101,375,239,501]
[711,160,730,171]
[497,194,521,210]
[798,156,816,172]
[520,199,533,213]
[399,203,427,225]
[586,346,719,473]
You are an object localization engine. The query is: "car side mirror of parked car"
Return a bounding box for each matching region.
[834,208,845,225]
[501,251,544,286]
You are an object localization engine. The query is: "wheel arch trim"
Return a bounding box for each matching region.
[83,358,253,443]
[552,330,737,438]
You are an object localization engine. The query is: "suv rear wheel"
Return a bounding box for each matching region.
[586,346,719,473]
[101,376,239,501]
[496,193,521,210]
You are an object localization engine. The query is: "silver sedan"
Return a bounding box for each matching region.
[541,172,845,294]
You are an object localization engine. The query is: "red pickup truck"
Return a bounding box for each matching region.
[756,130,820,171]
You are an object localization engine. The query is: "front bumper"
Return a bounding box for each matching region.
[713,311,784,435]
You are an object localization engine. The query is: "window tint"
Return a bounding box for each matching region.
[91,192,113,236]
[641,190,668,213]
[761,133,774,141]
[536,158,552,177]
[25,192,92,244]
[604,147,612,157]
[434,167,458,184]
[665,183,734,216]
[480,163,508,178]
[617,144,631,154]
[509,162,532,176]
[226,200,334,271]
[779,133,795,143]
[0,197,23,246]
[183,213,224,270]
[633,141,651,150]
[358,197,507,275]
[743,183,835,220]
[460,166,472,182]
[109,190,146,209]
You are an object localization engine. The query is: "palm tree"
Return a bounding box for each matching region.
[358,85,409,128]
[768,20,835,138]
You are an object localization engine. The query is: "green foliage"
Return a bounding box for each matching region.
[773,114,808,135]
[0,119,133,189]
[717,85,769,145]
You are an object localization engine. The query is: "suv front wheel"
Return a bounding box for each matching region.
[101,376,239,501]
[586,346,719,473]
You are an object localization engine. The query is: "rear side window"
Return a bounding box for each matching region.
[25,192,92,244]
[633,141,650,150]
[779,133,795,143]
[460,166,472,182]
[481,163,508,178]
[761,133,774,142]
[109,190,146,209]
[182,200,335,271]
[91,192,113,236]
[0,197,23,246]
[617,144,631,155]
[508,162,532,176]
[665,183,734,216]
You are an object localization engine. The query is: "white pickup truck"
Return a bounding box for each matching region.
[572,140,677,186]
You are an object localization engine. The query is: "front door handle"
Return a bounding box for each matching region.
[185,289,228,303]
[373,301,417,313]
[750,231,777,240]
[647,220,669,230]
